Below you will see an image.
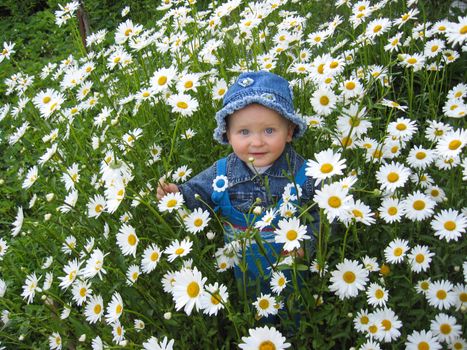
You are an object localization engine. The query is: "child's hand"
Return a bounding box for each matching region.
[156,181,180,200]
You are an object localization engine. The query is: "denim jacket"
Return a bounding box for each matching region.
[179,144,316,213]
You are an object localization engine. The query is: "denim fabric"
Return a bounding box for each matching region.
[178,144,316,213]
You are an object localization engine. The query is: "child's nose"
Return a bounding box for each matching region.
[250,134,264,146]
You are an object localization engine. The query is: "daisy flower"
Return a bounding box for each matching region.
[126,264,140,285]
[314,182,352,222]
[143,336,175,350]
[84,294,104,324]
[11,206,24,237]
[373,308,402,343]
[176,72,201,93]
[112,321,125,344]
[405,330,441,350]
[167,93,199,116]
[150,66,177,92]
[270,271,288,295]
[200,282,228,316]
[407,146,435,170]
[71,279,92,306]
[184,208,211,234]
[82,248,107,280]
[59,259,82,290]
[359,339,382,350]
[329,259,369,299]
[274,217,310,252]
[408,245,434,273]
[384,238,410,264]
[403,191,436,222]
[141,243,161,274]
[310,88,337,116]
[116,223,139,257]
[426,280,456,310]
[384,32,403,52]
[49,332,62,350]
[425,186,446,203]
[212,79,227,100]
[354,309,371,333]
[21,272,40,304]
[365,17,391,39]
[436,129,467,158]
[158,192,185,213]
[366,283,388,308]
[86,195,106,218]
[305,148,346,185]
[430,209,466,242]
[164,238,193,262]
[445,15,467,46]
[394,8,419,28]
[105,292,124,324]
[424,38,445,58]
[452,283,467,311]
[375,162,411,192]
[253,293,279,318]
[346,199,375,226]
[238,326,290,350]
[387,117,417,142]
[430,313,462,343]
[172,267,206,316]
[415,279,432,295]
[22,165,39,189]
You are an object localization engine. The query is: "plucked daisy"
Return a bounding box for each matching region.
[184,208,211,234]
[238,326,290,350]
[376,162,411,193]
[329,259,369,299]
[430,313,462,343]
[305,148,347,185]
[270,271,288,295]
[403,191,436,222]
[384,238,410,264]
[200,282,228,316]
[426,280,456,310]
[430,209,467,242]
[274,217,310,252]
[405,330,441,350]
[408,245,434,273]
[84,294,104,324]
[313,182,353,222]
[172,267,206,316]
[164,238,193,262]
[141,243,161,274]
[105,292,124,324]
[366,283,388,307]
[158,192,185,213]
[116,223,139,257]
[379,197,405,223]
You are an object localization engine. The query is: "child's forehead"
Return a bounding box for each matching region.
[228,106,289,127]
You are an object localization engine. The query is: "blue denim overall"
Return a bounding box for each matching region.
[211,156,308,295]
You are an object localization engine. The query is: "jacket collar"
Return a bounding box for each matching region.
[226,144,300,185]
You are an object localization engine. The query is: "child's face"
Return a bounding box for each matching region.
[226,104,294,167]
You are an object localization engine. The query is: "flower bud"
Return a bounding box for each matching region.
[44,213,52,221]
[79,334,86,342]
[46,193,54,202]
[164,312,172,320]
[253,206,262,216]
[206,231,215,240]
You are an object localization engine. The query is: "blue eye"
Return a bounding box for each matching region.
[240,129,249,135]
[265,128,274,134]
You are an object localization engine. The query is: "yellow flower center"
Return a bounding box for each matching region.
[194,218,203,227]
[349,117,361,127]
[440,323,451,334]
[345,81,356,90]
[116,304,122,314]
[158,76,167,86]
[368,325,378,334]
[460,25,467,35]
[402,13,410,21]
[187,281,200,298]
[415,254,425,263]
[343,271,356,283]
[436,290,447,300]
[448,140,461,150]
[278,277,285,286]
[416,152,426,160]
[328,196,342,208]
[420,281,430,290]
[259,341,276,350]
[132,272,139,280]
[142,91,150,97]
[431,45,439,52]
[373,24,382,33]
[360,315,369,324]
[43,96,51,104]
[317,63,325,74]
[127,233,137,246]
[407,57,417,64]
[94,304,101,314]
[413,200,425,211]
[113,56,121,63]
[150,251,159,262]
[375,289,384,299]
[352,209,363,218]
[124,28,132,36]
[319,96,329,106]
[394,247,403,256]
[167,199,177,208]
[459,292,467,302]
[342,136,352,147]
[177,101,188,109]
[329,61,338,69]
[79,287,87,297]
[418,342,430,350]
[286,230,298,241]
[387,172,399,183]
[175,248,185,255]
[259,298,270,309]
[388,207,398,216]
[444,221,456,231]
[381,319,391,330]
[320,163,333,173]
[396,123,407,131]
[210,293,221,305]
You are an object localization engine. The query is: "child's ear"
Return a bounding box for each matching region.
[286,123,295,142]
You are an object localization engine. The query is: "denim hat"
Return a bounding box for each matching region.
[213,71,307,144]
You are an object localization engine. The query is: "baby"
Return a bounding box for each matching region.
[157,71,317,297]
